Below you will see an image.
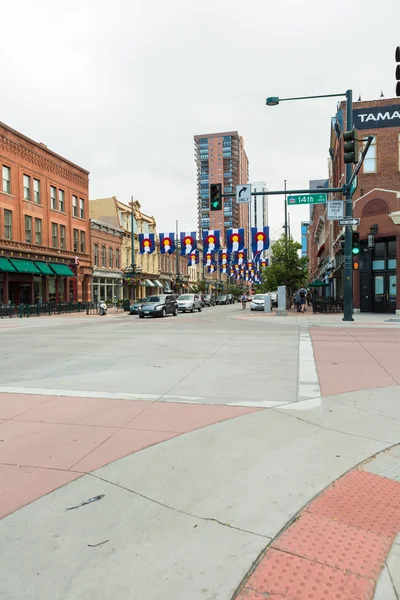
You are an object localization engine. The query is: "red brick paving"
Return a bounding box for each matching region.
[235,464,400,600]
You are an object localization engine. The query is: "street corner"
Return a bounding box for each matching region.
[234,445,400,600]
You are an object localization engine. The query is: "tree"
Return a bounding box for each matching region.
[193,281,207,293]
[258,235,308,296]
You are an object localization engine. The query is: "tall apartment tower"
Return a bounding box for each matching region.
[194,131,249,246]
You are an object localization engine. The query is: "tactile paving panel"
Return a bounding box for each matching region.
[307,469,400,538]
[239,548,374,600]
[271,511,392,579]
[362,453,400,482]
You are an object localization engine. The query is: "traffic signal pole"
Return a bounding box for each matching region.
[343,89,354,322]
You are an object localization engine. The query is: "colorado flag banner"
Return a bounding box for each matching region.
[208,264,215,274]
[139,233,155,254]
[159,233,175,254]
[219,249,229,265]
[180,232,197,256]
[236,249,247,266]
[261,259,269,268]
[188,250,199,266]
[221,263,227,274]
[227,228,244,253]
[203,252,215,267]
[251,226,270,255]
[203,230,220,254]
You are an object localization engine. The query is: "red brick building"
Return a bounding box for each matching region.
[308,98,400,314]
[90,219,124,303]
[0,122,91,304]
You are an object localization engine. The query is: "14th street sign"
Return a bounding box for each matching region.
[287,193,327,205]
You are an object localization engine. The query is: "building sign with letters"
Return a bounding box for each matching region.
[353,104,400,130]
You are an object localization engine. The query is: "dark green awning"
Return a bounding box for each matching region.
[49,263,75,277]
[9,258,41,274]
[0,257,16,273]
[34,262,54,276]
[309,279,329,288]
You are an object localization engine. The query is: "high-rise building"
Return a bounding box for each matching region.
[194,131,249,246]
[249,181,268,230]
[300,221,310,257]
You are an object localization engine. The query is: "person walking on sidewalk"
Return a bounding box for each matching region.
[294,289,301,312]
[298,286,307,313]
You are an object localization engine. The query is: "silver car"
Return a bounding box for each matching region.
[177,293,202,313]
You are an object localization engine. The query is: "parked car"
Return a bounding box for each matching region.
[216,294,228,305]
[269,291,278,308]
[226,294,234,305]
[250,294,266,311]
[177,293,202,312]
[138,294,178,318]
[204,294,216,307]
[129,297,150,315]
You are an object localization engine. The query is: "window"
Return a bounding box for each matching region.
[116,248,120,269]
[80,231,85,253]
[25,215,32,243]
[2,165,11,193]
[72,195,78,217]
[79,198,85,219]
[23,174,31,200]
[363,135,377,173]
[50,186,57,210]
[35,218,42,245]
[109,247,113,268]
[73,229,79,252]
[59,189,65,212]
[33,179,41,204]
[94,243,99,266]
[52,223,58,248]
[60,225,66,249]
[4,209,12,239]
[102,245,107,266]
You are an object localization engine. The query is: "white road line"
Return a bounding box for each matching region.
[296,326,321,403]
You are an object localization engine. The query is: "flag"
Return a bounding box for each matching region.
[188,250,199,266]
[219,249,229,265]
[203,251,215,267]
[203,230,220,254]
[139,233,155,254]
[236,249,247,266]
[261,259,269,268]
[251,226,270,255]
[180,231,197,255]
[159,233,175,254]
[221,263,227,274]
[247,260,254,270]
[227,228,244,253]
[208,264,215,274]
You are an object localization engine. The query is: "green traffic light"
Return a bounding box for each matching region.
[352,247,360,255]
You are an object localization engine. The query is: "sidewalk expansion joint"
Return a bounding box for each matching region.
[88,472,271,540]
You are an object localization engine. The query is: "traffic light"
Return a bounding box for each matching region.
[210,183,222,211]
[396,46,400,97]
[352,231,360,255]
[343,128,359,164]
[353,257,360,270]
[340,234,345,252]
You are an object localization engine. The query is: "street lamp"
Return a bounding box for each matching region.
[368,224,379,249]
[265,89,354,322]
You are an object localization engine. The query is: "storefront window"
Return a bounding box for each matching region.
[372,260,385,271]
[49,278,56,302]
[34,277,43,304]
[388,259,397,270]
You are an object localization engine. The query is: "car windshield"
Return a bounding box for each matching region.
[140,297,151,303]
[253,295,265,300]
[179,295,193,300]
[148,296,164,303]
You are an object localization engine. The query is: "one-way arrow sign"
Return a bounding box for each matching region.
[236,184,251,204]
[339,217,360,226]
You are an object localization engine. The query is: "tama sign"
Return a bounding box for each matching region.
[353,104,400,130]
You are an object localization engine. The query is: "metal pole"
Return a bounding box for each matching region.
[175,220,179,294]
[343,89,354,322]
[288,212,291,239]
[284,180,288,239]
[130,197,135,300]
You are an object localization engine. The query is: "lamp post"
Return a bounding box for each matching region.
[130,197,136,300]
[368,224,379,249]
[266,90,354,321]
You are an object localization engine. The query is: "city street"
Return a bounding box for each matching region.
[0,305,399,599]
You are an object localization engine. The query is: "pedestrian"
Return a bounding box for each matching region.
[298,286,307,313]
[294,289,301,312]
[306,289,312,307]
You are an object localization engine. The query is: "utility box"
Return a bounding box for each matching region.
[264,294,271,313]
[276,286,287,316]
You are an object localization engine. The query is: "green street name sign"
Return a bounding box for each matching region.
[287,193,327,205]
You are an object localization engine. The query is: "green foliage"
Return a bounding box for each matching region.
[227,284,244,298]
[259,235,308,294]
[194,281,207,293]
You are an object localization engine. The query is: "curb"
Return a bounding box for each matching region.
[233,445,400,600]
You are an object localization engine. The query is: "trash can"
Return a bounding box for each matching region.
[123,299,130,312]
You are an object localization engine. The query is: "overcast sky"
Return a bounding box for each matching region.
[2,0,399,242]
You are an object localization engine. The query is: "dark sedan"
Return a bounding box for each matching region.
[216,294,228,305]
[138,294,178,318]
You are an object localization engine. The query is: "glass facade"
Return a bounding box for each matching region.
[301,222,309,257]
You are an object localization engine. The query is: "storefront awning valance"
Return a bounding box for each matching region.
[9,258,41,275]
[0,257,16,273]
[153,280,162,288]
[309,279,329,288]
[48,263,75,277]
[34,262,54,276]
[144,279,155,287]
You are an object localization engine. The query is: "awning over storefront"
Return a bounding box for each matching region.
[316,243,326,258]
[0,257,16,273]
[48,263,75,277]
[144,279,155,287]
[34,262,54,276]
[9,258,41,274]
[309,279,329,288]
[153,280,163,288]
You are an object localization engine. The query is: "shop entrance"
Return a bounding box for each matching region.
[373,273,397,313]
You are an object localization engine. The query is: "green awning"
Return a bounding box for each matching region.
[0,257,16,273]
[309,279,329,288]
[9,258,41,274]
[144,279,155,287]
[49,263,75,277]
[153,280,163,288]
[34,262,54,276]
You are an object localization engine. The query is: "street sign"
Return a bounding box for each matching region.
[339,217,360,226]
[350,176,358,197]
[327,200,344,220]
[287,193,327,205]
[236,184,251,204]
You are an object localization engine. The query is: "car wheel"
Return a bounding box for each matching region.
[173,307,178,316]
[139,314,144,319]
[162,308,166,318]
[198,305,202,312]
[191,305,194,313]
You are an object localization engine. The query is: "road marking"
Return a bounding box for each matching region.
[297,327,321,402]
[0,386,201,402]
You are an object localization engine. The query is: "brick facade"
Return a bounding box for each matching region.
[90,219,124,303]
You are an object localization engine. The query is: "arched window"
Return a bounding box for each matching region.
[94,243,99,266]
[109,247,113,268]
[102,245,106,267]
[115,249,120,269]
